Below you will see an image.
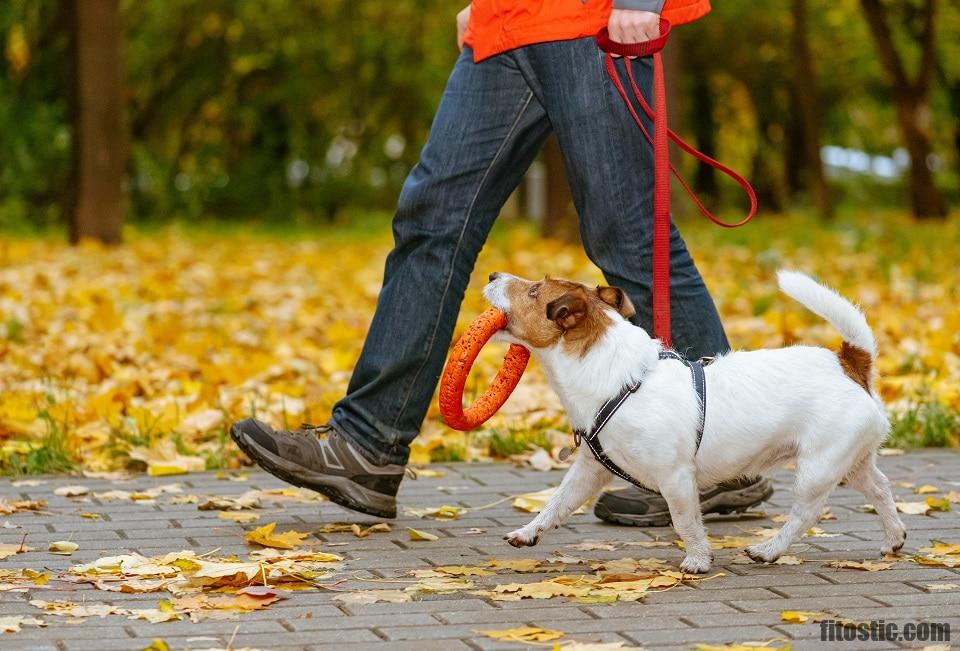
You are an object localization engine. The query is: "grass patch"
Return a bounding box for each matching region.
[2,411,75,475]
[888,401,960,448]
[429,443,467,463]
[487,428,553,458]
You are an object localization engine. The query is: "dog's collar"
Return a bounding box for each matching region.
[565,350,709,490]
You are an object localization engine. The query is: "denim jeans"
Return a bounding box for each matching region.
[331,37,729,466]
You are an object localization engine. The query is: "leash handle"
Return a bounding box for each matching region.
[595,18,672,57]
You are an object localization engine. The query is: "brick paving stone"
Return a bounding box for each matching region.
[1,450,958,650]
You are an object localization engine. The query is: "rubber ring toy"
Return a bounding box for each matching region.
[439,307,530,430]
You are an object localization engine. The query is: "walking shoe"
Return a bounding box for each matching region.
[594,476,774,527]
[230,418,403,519]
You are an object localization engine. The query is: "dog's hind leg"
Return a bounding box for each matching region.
[746,457,839,563]
[660,468,713,573]
[845,453,906,554]
[505,453,610,548]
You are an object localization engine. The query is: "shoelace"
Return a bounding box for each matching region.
[298,423,333,437]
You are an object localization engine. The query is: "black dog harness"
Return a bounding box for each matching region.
[570,350,709,490]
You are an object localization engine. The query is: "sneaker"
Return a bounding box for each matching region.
[594,476,774,527]
[230,418,404,519]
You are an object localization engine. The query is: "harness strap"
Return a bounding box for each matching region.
[573,351,708,488]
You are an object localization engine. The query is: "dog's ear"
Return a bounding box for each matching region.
[546,291,588,331]
[597,286,636,319]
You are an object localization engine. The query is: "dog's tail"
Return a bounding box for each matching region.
[777,270,877,389]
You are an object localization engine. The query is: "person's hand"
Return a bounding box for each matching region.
[457,5,471,51]
[608,9,660,57]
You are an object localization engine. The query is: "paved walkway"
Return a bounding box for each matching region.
[1,450,958,651]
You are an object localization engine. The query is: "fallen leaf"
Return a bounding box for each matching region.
[0,615,46,632]
[129,443,206,476]
[569,540,619,551]
[774,555,803,565]
[925,496,951,512]
[218,511,260,524]
[49,541,79,555]
[0,543,32,559]
[828,560,895,571]
[944,491,960,503]
[407,527,438,541]
[476,626,564,643]
[512,487,586,514]
[486,558,542,572]
[915,484,939,495]
[332,590,411,604]
[0,499,46,515]
[781,610,835,623]
[925,583,959,591]
[433,565,493,577]
[877,448,905,456]
[30,600,118,618]
[351,523,390,538]
[896,501,932,515]
[54,485,89,497]
[127,608,181,623]
[403,505,462,520]
[244,522,309,549]
[526,448,555,471]
[412,468,445,478]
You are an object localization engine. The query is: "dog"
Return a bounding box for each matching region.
[483,270,906,573]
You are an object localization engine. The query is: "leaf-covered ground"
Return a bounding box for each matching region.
[0,211,957,474]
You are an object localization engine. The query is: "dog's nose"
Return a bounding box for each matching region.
[489,272,501,282]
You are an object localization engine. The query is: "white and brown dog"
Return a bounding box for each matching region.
[483,270,905,573]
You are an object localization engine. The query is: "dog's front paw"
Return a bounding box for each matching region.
[881,528,907,555]
[745,541,781,564]
[504,527,541,548]
[680,553,712,574]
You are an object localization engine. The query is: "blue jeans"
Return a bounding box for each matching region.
[331,38,729,466]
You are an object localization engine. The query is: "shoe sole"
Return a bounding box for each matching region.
[595,481,775,527]
[230,425,397,519]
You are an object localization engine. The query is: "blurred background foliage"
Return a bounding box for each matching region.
[0,0,957,232]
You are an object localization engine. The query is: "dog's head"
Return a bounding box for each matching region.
[483,273,636,355]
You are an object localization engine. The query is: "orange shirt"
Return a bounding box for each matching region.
[464,0,710,62]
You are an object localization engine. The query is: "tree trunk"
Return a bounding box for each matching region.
[541,135,579,243]
[69,0,126,243]
[790,0,834,219]
[689,72,718,198]
[859,0,947,218]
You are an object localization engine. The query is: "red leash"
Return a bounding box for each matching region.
[596,20,757,347]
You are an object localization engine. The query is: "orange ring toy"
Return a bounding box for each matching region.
[438,307,530,431]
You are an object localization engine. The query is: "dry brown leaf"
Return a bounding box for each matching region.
[828,560,895,571]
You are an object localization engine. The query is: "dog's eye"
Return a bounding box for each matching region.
[528,283,541,298]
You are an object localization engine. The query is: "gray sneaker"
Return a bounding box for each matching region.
[230,418,403,518]
[594,476,774,527]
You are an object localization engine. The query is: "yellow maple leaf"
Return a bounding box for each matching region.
[486,558,542,572]
[476,626,565,642]
[407,527,439,541]
[243,522,309,549]
[781,610,834,623]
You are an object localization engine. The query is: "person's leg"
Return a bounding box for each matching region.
[332,49,550,466]
[232,47,551,517]
[518,39,770,525]
[519,40,726,359]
